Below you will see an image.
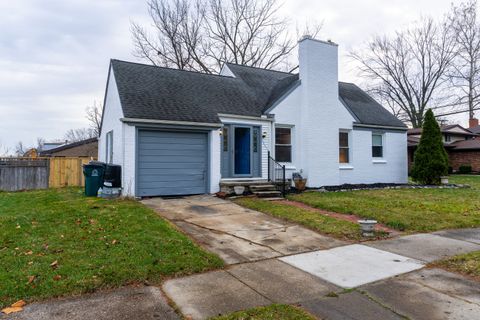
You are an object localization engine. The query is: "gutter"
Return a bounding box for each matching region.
[217,113,274,122]
[120,118,222,128]
[353,123,408,131]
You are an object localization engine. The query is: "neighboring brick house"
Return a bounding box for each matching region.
[39,137,98,158]
[408,120,480,172]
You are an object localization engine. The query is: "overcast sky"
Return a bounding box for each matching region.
[0,0,464,152]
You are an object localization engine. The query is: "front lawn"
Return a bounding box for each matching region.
[210,304,316,320]
[288,175,480,232]
[431,251,480,281]
[234,198,362,240]
[0,188,223,308]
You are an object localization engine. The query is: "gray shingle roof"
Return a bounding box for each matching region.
[111,60,262,124]
[111,59,405,128]
[224,63,299,111]
[339,82,406,128]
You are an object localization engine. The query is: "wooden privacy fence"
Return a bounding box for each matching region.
[49,157,91,187]
[0,157,95,191]
[0,158,49,191]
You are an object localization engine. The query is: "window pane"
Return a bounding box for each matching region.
[339,132,349,147]
[339,148,349,163]
[372,146,383,157]
[253,128,258,152]
[276,128,291,144]
[223,127,228,152]
[372,134,383,146]
[276,146,291,162]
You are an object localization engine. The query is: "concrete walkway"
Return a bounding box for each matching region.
[163,227,480,320]
[2,286,179,320]
[142,195,346,264]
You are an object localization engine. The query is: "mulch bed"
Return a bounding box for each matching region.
[312,183,468,192]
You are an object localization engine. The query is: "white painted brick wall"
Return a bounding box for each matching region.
[270,38,408,187]
[99,67,140,196]
[122,123,136,196]
[210,130,221,193]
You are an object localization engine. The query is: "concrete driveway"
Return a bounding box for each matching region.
[142,195,346,264]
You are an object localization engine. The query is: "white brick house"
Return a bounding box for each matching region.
[99,37,408,197]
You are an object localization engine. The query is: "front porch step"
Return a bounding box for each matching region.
[254,190,282,198]
[249,184,276,192]
[220,180,270,187]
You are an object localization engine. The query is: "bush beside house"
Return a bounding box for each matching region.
[411,109,449,184]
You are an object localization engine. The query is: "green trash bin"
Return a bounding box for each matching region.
[83,162,106,196]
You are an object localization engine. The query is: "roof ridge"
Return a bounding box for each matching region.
[224,62,295,75]
[111,59,234,79]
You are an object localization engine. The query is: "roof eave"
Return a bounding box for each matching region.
[120,117,223,128]
[353,123,408,131]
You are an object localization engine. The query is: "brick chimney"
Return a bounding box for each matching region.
[469,118,479,128]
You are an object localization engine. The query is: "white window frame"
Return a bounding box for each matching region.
[339,130,351,165]
[372,132,384,159]
[275,125,293,163]
[106,130,113,164]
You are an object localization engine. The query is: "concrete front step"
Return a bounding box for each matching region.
[249,184,276,192]
[254,190,282,198]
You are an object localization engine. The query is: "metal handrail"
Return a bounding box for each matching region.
[267,151,287,197]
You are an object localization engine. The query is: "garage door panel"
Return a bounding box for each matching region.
[139,143,206,152]
[139,136,207,144]
[138,180,206,189]
[139,186,205,196]
[139,155,207,163]
[137,130,208,196]
[138,173,205,183]
[139,168,205,175]
[139,162,206,170]
[138,149,208,157]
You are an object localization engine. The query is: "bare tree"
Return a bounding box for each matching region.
[86,101,102,137]
[351,18,457,127]
[448,0,480,120]
[36,137,45,152]
[132,0,320,73]
[15,141,26,157]
[64,128,95,143]
[0,140,10,156]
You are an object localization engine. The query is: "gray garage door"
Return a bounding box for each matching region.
[137,130,208,197]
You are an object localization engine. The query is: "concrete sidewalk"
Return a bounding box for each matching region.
[163,228,480,320]
[2,286,178,320]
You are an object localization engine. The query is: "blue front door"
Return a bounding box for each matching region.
[234,127,251,175]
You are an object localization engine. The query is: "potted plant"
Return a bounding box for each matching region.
[358,219,377,237]
[233,185,245,196]
[293,172,307,191]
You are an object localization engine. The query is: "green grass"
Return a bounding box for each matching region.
[0,188,223,308]
[210,304,316,320]
[432,251,480,281]
[288,175,480,233]
[234,198,362,240]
